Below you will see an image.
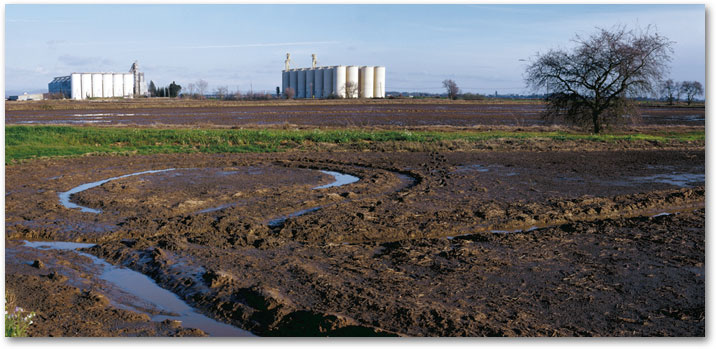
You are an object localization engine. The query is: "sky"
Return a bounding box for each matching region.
[3,3,706,97]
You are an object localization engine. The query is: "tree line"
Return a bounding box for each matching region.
[148,81,182,98]
[660,79,704,105]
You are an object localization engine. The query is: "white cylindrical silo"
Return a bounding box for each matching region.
[360,66,374,98]
[91,73,103,98]
[113,74,124,98]
[123,73,134,97]
[374,66,386,98]
[289,69,298,98]
[306,69,315,98]
[282,71,289,98]
[71,73,82,100]
[314,68,324,98]
[333,65,347,98]
[323,66,334,97]
[102,73,114,98]
[81,74,92,99]
[297,69,307,98]
[346,66,359,98]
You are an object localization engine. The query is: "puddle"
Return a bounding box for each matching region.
[22,240,253,337]
[58,169,176,213]
[629,173,704,188]
[313,170,360,189]
[268,206,321,228]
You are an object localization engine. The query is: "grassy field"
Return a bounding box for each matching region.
[5,125,704,164]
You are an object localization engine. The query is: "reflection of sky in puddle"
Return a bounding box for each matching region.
[58,169,176,213]
[313,170,359,189]
[22,240,253,337]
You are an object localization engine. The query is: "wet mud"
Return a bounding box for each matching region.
[5,148,704,336]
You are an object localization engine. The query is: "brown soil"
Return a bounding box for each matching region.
[5,102,704,128]
[5,145,704,336]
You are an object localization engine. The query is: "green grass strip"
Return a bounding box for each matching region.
[5,126,704,164]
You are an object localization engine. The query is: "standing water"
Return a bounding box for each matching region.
[22,240,253,337]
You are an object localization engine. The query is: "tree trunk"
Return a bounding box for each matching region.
[592,110,601,134]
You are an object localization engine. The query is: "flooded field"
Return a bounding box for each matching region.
[3,100,705,336]
[4,102,706,127]
[5,145,705,336]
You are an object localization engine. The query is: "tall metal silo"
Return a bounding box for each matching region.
[374,66,386,98]
[306,69,315,98]
[71,73,82,100]
[282,71,289,97]
[123,74,134,97]
[289,70,298,97]
[91,73,103,98]
[81,74,92,99]
[297,69,306,98]
[314,68,323,98]
[333,66,347,98]
[360,66,374,98]
[323,66,334,97]
[113,74,124,97]
[346,66,359,99]
[102,73,114,98]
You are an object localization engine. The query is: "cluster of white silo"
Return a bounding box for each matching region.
[68,73,136,100]
[282,65,386,99]
[48,61,147,100]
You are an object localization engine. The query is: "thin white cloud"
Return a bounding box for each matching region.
[151,41,341,50]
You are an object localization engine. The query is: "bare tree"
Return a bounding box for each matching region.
[185,83,196,98]
[660,79,679,105]
[344,81,358,98]
[196,79,209,98]
[442,79,460,100]
[680,81,703,105]
[525,26,673,133]
[284,87,295,99]
[215,86,229,100]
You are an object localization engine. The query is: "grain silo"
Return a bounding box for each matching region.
[333,65,347,98]
[71,73,82,100]
[374,66,386,98]
[123,74,134,97]
[289,70,298,96]
[282,71,289,97]
[80,74,92,99]
[346,66,359,98]
[323,66,334,97]
[102,74,114,98]
[297,69,306,98]
[113,74,124,97]
[91,74,103,98]
[360,66,374,98]
[314,68,324,98]
[306,69,315,98]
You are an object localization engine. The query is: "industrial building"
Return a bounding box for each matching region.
[48,61,147,100]
[281,54,385,99]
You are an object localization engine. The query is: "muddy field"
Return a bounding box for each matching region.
[4,102,705,128]
[5,146,705,336]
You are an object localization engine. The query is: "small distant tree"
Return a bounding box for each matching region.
[525,26,673,133]
[284,87,295,99]
[168,81,182,98]
[276,86,281,97]
[148,81,157,97]
[442,79,460,100]
[680,81,703,105]
[196,79,208,98]
[185,83,196,98]
[215,86,228,100]
[344,81,358,98]
[660,79,679,105]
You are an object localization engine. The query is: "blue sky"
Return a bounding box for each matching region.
[4,4,705,96]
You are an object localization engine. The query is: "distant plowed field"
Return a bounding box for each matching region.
[5,100,704,128]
